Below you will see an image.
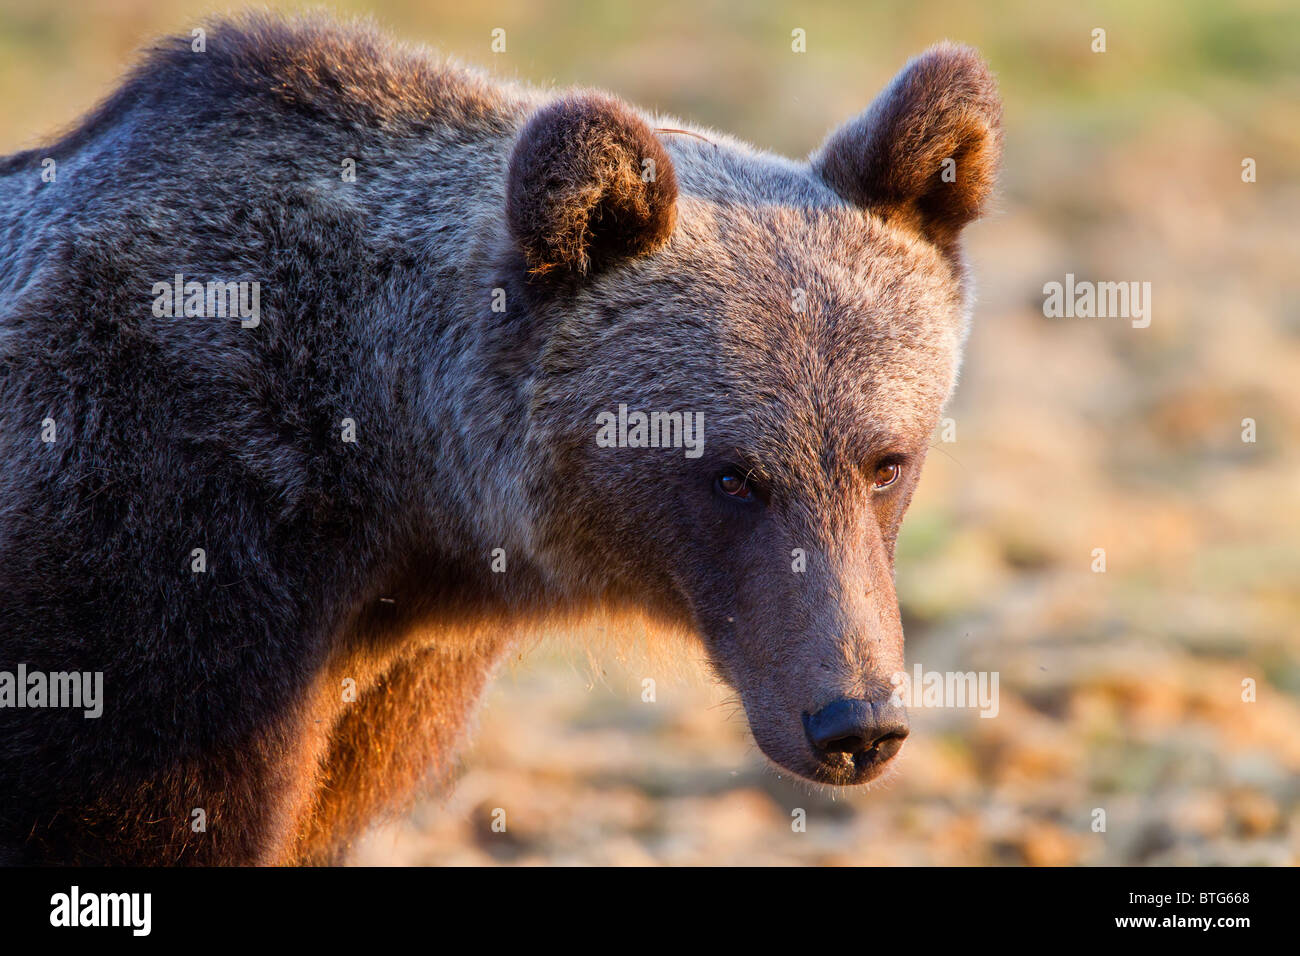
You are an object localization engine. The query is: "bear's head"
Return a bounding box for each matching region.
[500,44,1001,785]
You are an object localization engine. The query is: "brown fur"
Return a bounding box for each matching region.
[0,13,1001,864]
[508,94,679,277]
[812,42,1002,256]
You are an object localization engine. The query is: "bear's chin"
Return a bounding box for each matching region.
[753,735,905,787]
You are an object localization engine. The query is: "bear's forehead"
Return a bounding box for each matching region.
[673,199,960,380]
[577,198,965,469]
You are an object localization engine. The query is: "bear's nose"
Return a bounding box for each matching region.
[805,698,910,760]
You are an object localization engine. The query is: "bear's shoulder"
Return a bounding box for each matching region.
[1,12,530,179]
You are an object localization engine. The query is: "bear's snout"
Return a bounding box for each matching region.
[802,696,910,783]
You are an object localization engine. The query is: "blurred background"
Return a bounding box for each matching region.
[3,0,1297,864]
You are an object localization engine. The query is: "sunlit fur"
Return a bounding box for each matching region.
[0,13,999,863]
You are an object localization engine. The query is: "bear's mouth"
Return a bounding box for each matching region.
[748,723,908,786]
[803,740,906,786]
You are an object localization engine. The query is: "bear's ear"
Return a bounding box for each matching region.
[812,43,1002,253]
[506,93,678,279]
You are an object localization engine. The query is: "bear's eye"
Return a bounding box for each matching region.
[873,462,902,490]
[715,470,755,502]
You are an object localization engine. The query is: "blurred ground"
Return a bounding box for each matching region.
[3,0,1297,864]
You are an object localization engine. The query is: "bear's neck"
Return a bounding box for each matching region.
[326,119,587,637]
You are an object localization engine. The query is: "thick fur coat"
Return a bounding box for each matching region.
[0,14,1000,864]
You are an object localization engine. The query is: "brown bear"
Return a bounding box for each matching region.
[0,14,1001,864]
